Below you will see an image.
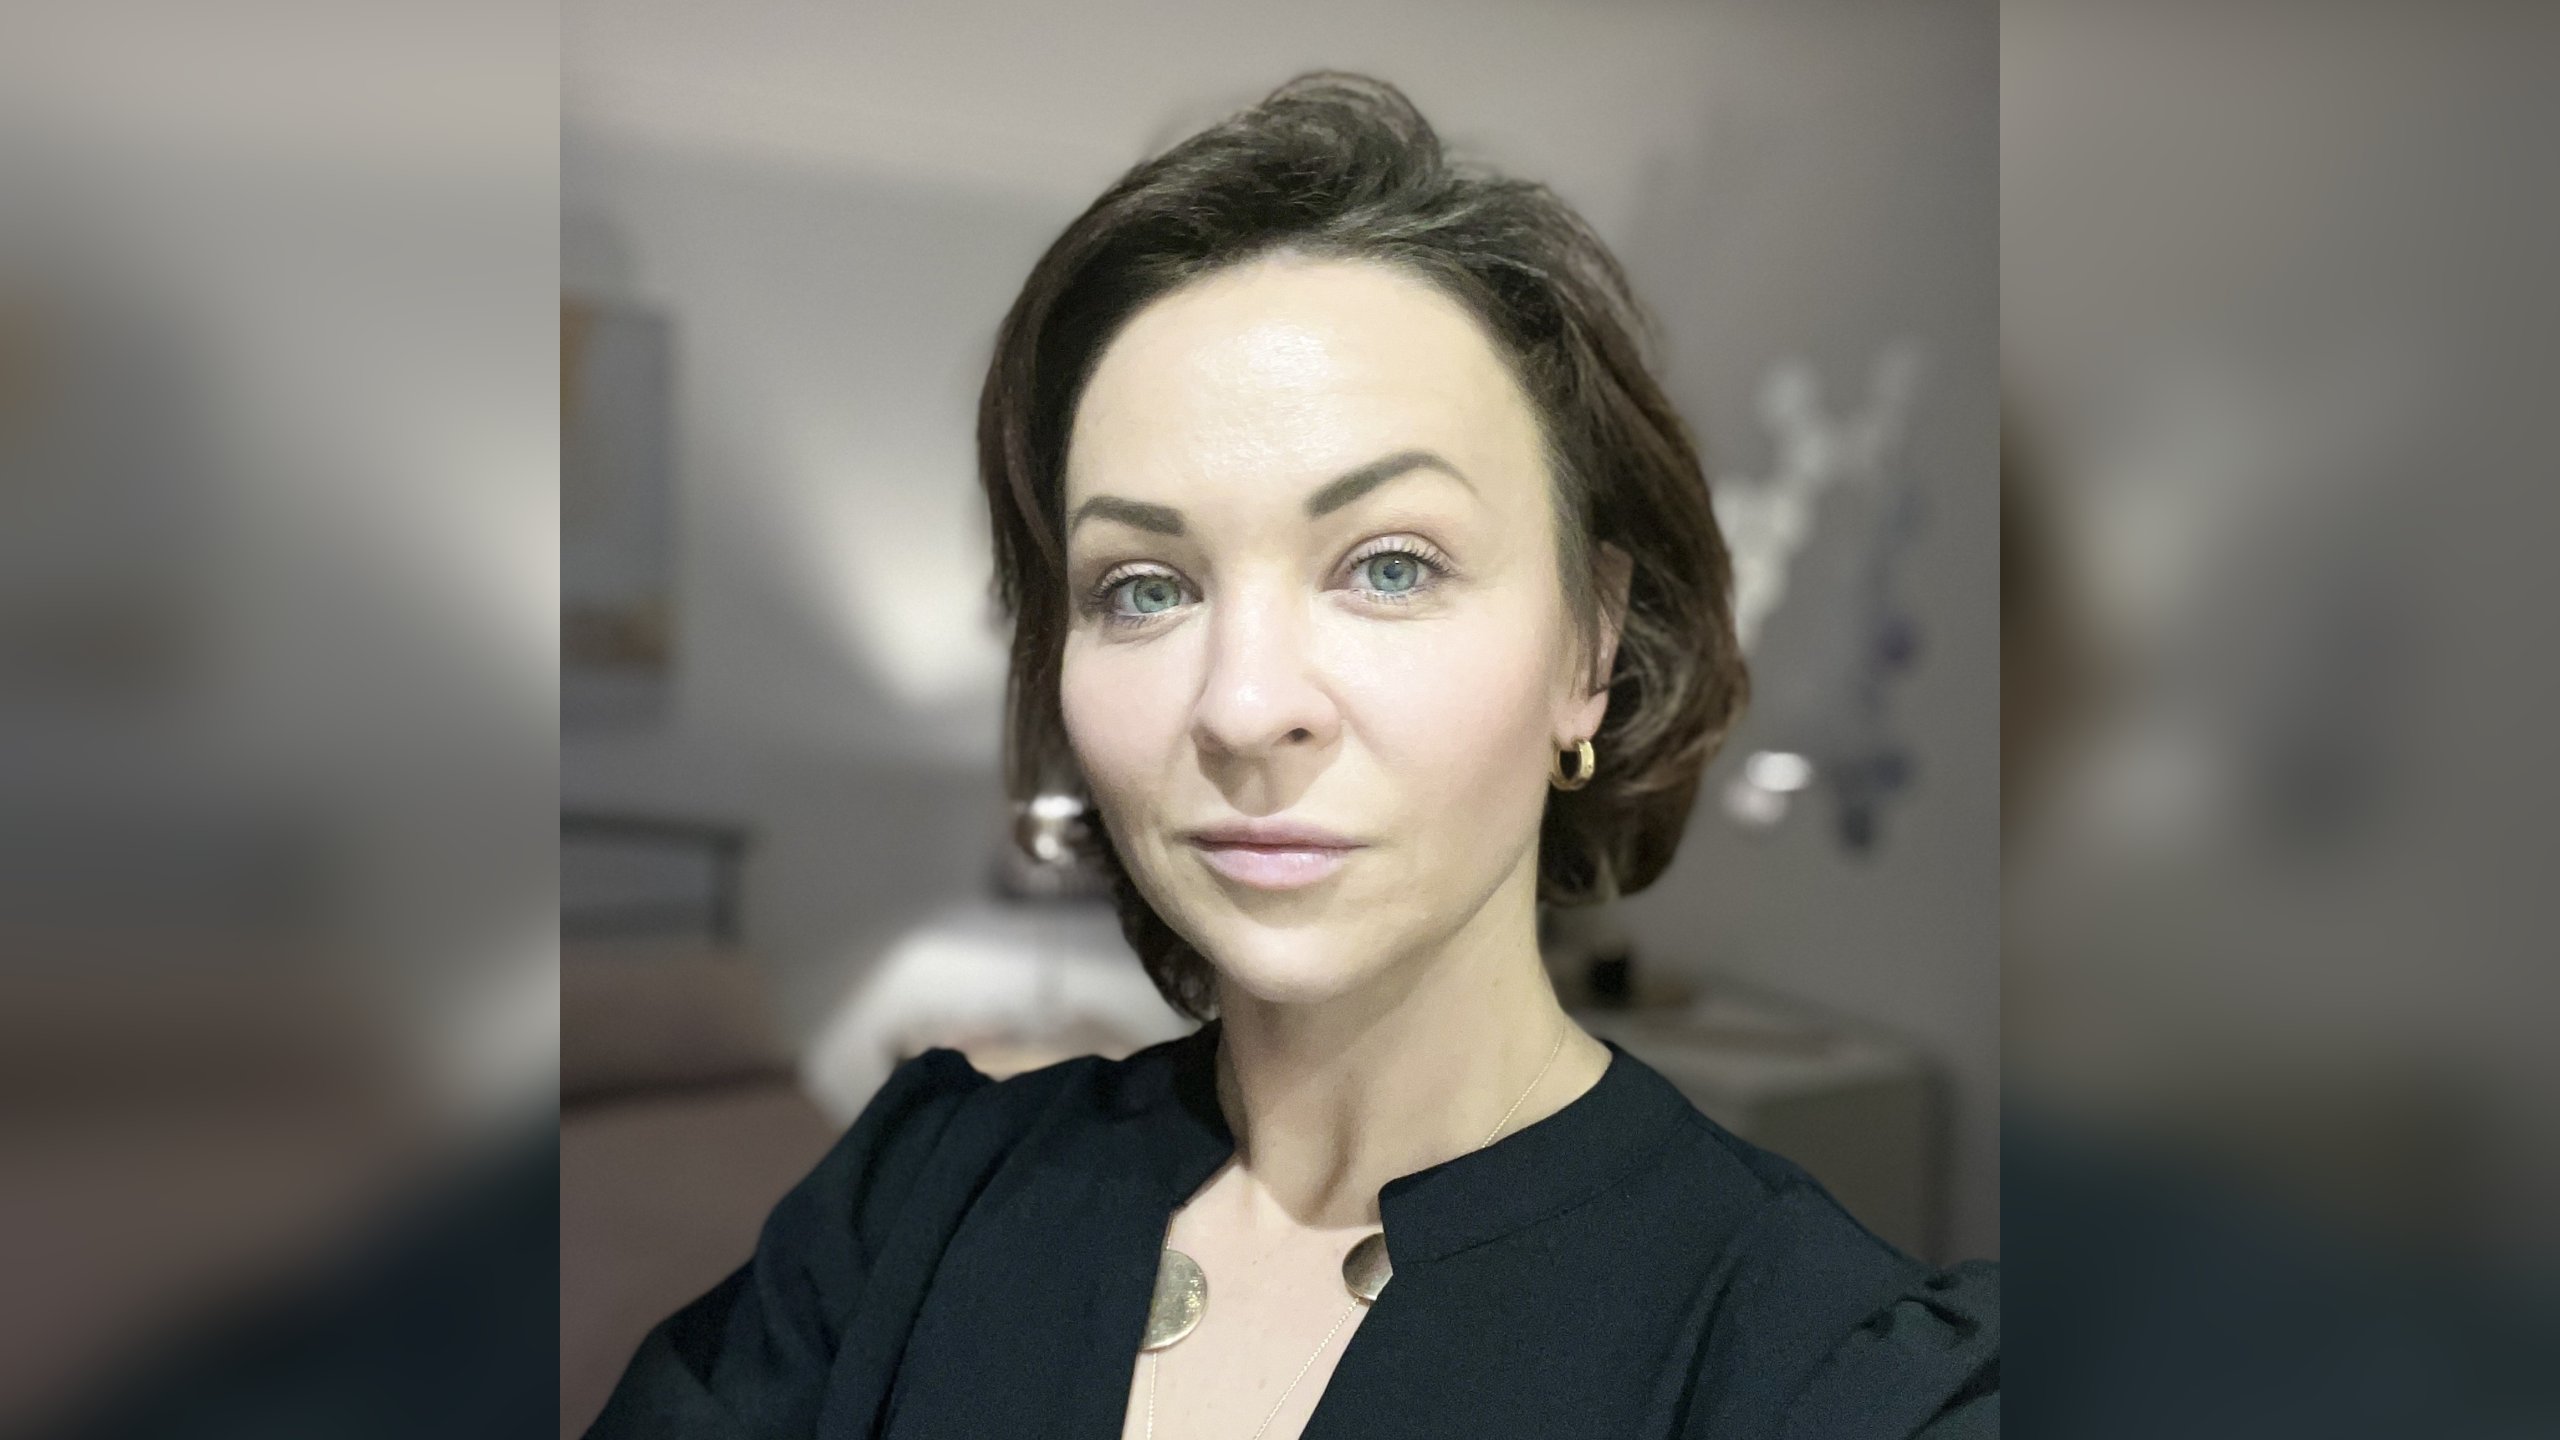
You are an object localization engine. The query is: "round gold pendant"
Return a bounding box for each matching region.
[1341,1231,1392,1302]
[1143,1247,1206,1351]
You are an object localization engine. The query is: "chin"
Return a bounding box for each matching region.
[1184,916,1393,1010]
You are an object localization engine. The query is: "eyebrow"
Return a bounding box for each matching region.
[1067,448,1471,537]
[1304,449,1471,517]
[1067,495,1185,535]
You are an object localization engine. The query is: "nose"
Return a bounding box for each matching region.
[1189,576,1340,786]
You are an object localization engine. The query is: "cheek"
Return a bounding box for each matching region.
[1331,605,1563,807]
[1059,634,1194,807]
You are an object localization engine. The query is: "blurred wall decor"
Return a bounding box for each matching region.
[562,297,675,725]
[1714,343,1928,851]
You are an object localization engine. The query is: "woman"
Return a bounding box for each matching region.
[591,74,1997,1440]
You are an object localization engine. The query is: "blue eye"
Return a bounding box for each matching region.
[1355,551,1427,595]
[1114,574,1185,615]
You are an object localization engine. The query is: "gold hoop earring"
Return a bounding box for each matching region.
[1550,738,1597,791]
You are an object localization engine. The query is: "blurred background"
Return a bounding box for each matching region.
[559,1,1994,1431]
[0,2,556,1435]
[2005,0,2560,1430]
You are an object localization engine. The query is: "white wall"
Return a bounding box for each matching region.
[562,0,1999,1259]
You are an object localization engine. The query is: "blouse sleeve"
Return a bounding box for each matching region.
[1782,1259,2001,1440]
[583,1048,992,1440]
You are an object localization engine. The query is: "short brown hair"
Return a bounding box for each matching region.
[977,73,1746,1020]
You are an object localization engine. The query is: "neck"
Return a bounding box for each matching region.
[1206,857,1604,1230]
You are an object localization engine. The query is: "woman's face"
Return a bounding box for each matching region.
[1060,255,1612,1009]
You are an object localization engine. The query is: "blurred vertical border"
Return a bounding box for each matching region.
[2006,0,2560,1430]
[0,1,558,1435]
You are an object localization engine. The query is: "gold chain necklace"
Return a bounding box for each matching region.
[1141,1020,1569,1440]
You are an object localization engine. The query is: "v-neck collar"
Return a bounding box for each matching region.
[1117,1017,1688,1265]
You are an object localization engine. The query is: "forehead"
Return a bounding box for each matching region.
[1065,255,1546,506]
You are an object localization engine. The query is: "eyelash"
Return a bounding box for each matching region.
[1082,536,1452,627]
[1088,564,1191,627]
[1340,536,1450,603]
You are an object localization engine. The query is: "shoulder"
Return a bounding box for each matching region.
[587,1041,1189,1438]
[1736,1203,1999,1440]
[796,1041,1125,1205]
[1618,1059,1999,1438]
[790,1033,1193,1233]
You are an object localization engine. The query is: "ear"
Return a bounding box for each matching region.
[1564,541,1634,741]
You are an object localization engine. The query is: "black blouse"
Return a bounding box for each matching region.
[588,1020,1998,1439]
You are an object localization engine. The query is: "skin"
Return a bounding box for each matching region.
[1062,254,1624,1440]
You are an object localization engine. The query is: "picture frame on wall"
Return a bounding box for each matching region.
[563,297,673,724]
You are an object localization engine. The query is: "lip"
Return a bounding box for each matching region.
[1183,818,1364,891]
